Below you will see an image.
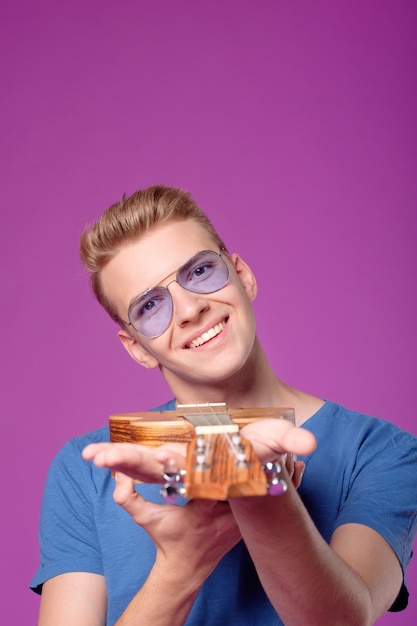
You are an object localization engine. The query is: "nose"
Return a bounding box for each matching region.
[168,281,209,327]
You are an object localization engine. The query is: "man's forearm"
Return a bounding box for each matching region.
[229,487,376,626]
[115,555,205,626]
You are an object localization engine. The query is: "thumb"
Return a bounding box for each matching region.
[113,472,140,508]
[113,473,166,526]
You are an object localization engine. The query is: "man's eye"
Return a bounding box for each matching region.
[142,299,156,312]
[192,264,209,279]
[135,294,166,318]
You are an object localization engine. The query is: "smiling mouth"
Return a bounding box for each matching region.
[186,319,227,349]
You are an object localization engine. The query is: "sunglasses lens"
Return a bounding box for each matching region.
[129,286,173,338]
[178,250,229,294]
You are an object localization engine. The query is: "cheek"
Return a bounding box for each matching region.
[143,331,175,363]
[233,283,257,322]
[229,271,256,303]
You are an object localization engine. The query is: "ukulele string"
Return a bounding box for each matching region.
[206,403,245,464]
[196,403,212,463]
[180,402,245,465]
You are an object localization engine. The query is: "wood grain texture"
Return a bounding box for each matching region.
[109,406,294,499]
[184,432,268,499]
[110,407,295,446]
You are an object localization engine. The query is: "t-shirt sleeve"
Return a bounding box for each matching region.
[30,436,104,593]
[335,425,417,570]
[335,423,417,610]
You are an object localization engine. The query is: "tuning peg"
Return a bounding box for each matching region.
[160,463,186,503]
[263,461,288,496]
[231,432,250,467]
[193,434,210,470]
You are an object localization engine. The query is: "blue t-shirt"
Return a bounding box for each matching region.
[31,400,417,625]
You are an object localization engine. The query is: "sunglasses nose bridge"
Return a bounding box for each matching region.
[165,277,210,308]
[164,277,178,292]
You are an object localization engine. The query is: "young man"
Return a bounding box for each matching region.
[32,185,417,625]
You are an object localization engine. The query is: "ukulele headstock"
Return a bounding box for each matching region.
[109,403,294,500]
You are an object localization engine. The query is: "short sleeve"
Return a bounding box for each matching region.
[335,424,417,571]
[30,433,106,592]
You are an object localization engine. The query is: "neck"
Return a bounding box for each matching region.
[166,336,324,425]
[169,336,286,408]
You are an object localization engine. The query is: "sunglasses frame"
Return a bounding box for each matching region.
[116,249,229,338]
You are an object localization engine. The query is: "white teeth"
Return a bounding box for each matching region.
[188,322,225,348]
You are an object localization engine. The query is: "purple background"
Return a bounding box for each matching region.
[1,1,416,624]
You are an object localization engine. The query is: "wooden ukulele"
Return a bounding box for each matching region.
[109,403,295,500]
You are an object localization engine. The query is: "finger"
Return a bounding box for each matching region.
[188,500,242,538]
[113,472,167,525]
[83,442,186,479]
[279,425,317,456]
[82,442,168,482]
[291,461,306,489]
[284,453,294,477]
[242,419,317,459]
[153,445,187,468]
[113,471,139,507]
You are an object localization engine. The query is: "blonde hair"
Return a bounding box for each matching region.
[80,184,227,318]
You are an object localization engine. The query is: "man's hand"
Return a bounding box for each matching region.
[241,418,317,461]
[241,418,316,489]
[82,441,187,483]
[115,472,241,576]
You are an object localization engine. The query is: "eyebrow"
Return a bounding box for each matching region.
[127,249,217,309]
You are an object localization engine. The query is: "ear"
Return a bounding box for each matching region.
[117,329,160,370]
[230,253,258,301]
